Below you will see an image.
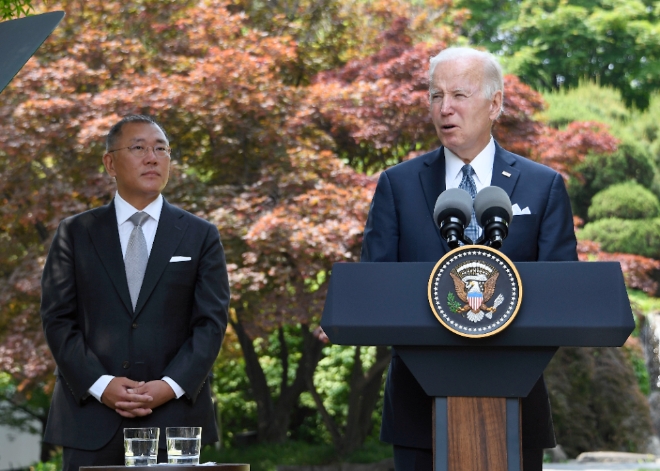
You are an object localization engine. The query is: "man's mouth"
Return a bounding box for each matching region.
[441,124,458,130]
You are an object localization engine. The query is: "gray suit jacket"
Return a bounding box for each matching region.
[41,199,229,450]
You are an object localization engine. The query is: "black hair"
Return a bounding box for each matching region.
[105,115,168,151]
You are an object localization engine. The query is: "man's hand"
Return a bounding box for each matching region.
[101,377,153,418]
[127,380,176,410]
[313,326,329,344]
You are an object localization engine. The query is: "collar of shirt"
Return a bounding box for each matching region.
[444,137,495,192]
[114,192,163,257]
[114,192,163,225]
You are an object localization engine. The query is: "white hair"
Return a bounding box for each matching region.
[429,47,504,113]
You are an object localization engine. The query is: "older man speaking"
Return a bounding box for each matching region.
[361,47,577,471]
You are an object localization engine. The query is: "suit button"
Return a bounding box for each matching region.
[122,361,130,369]
[132,323,138,329]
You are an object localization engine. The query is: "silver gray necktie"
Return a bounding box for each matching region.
[459,164,481,242]
[125,211,150,310]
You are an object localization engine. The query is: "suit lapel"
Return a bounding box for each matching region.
[419,148,446,219]
[133,200,188,317]
[88,201,133,315]
[419,148,451,251]
[491,142,520,198]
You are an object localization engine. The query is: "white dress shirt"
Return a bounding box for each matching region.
[444,137,495,190]
[87,192,185,401]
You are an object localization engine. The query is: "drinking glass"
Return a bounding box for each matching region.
[166,426,202,465]
[124,427,159,466]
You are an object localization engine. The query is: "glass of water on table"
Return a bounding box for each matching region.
[124,427,159,466]
[166,427,202,464]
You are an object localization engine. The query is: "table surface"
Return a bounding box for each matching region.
[80,465,249,471]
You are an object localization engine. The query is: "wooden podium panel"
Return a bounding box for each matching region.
[434,397,521,471]
[448,397,506,471]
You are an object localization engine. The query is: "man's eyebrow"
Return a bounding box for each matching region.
[130,137,168,144]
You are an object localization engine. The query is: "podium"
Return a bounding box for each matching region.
[321,261,634,471]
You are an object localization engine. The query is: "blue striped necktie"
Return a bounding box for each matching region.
[459,164,481,243]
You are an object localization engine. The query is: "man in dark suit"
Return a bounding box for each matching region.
[41,115,230,471]
[361,47,577,470]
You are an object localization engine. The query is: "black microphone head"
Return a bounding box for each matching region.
[474,186,513,226]
[433,188,473,228]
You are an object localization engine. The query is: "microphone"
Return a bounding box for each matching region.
[433,188,474,248]
[474,186,513,249]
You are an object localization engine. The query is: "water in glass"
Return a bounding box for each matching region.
[124,437,157,466]
[167,436,201,465]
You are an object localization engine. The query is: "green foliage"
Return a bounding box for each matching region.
[628,289,660,314]
[568,140,655,219]
[578,217,660,258]
[454,0,520,46]
[498,0,660,109]
[201,439,392,471]
[0,0,32,19]
[298,345,383,444]
[212,327,309,447]
[30,450,62,471]
[213,329,383,448]
[542,83,660,214]
[541,81,631,130]
[588,181,660,221]
[626,346,651,396]
[447,292,461,313]
[545,347,653,458]
[212,342,256,447]
[542,83,660,160]
[0,372,49,434]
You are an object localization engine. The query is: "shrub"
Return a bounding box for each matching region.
[579,217,660,258]
[568,140,656,219]
[546,347,652,457]
[588,181,660,221]
[542,82,631,129]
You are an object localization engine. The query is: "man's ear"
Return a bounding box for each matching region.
[489,90,503,120]
[102,152,116,178]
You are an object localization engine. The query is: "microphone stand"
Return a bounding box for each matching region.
[474,216,509,249]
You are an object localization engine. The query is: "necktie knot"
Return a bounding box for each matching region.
[129,211,150,227]
[461,164,475,178]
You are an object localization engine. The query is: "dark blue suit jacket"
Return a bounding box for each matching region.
[361,143,578,450]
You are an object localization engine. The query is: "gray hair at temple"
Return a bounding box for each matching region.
[428,47,504,115]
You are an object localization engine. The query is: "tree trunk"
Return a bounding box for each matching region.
[340,346,390,455]
[230,311,325,443]
[308,346,391,457]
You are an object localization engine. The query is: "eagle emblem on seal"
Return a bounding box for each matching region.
[448,260,505,323]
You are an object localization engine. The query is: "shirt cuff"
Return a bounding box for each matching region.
[88,375,115,402]
[162,376,185,399]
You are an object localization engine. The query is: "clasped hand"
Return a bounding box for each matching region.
[101,377,175,418]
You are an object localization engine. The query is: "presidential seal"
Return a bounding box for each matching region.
[428,245,522,338]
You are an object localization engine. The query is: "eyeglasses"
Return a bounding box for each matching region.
[107,145,171,158]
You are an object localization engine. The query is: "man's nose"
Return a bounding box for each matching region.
[144,147,158,162]
[440,97,453,114]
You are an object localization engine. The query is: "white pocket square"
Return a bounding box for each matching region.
[170,256,191,262]
[512,204,531,216]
